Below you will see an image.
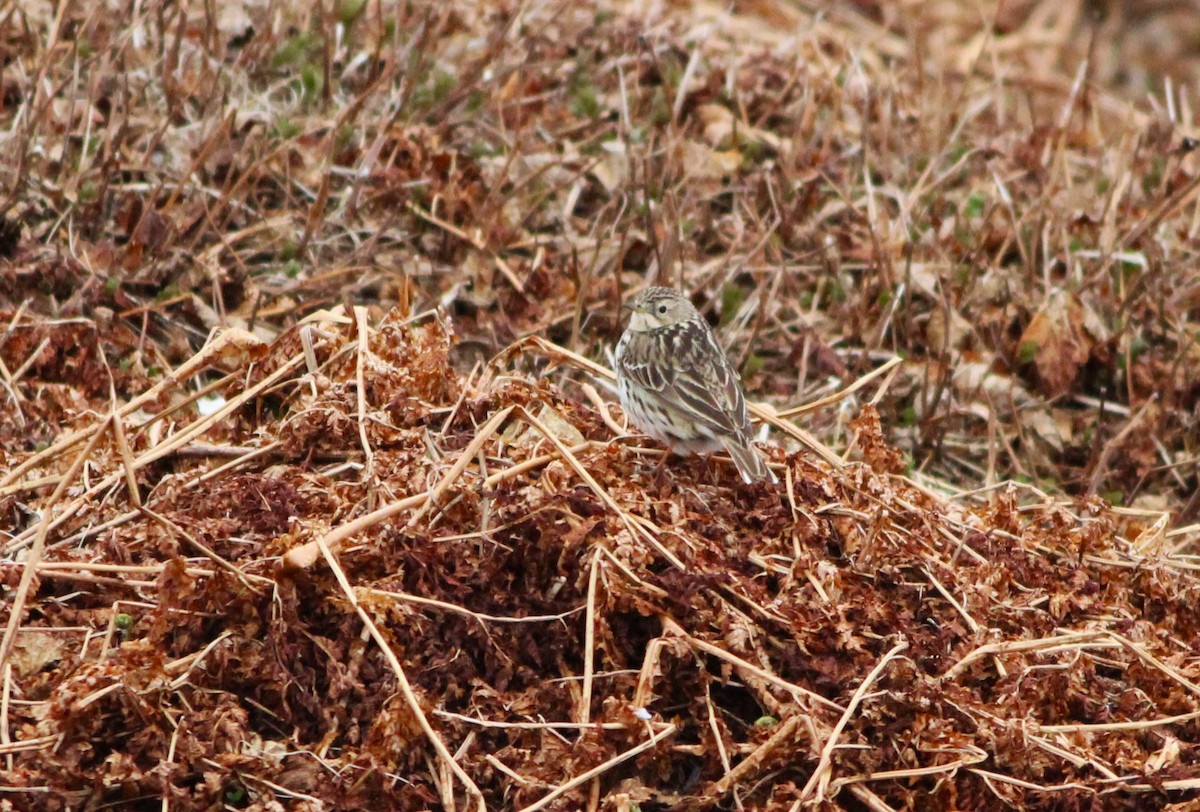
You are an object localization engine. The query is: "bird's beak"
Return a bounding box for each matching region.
[620,303,634,312]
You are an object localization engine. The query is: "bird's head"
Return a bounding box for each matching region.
[622,287,698,332]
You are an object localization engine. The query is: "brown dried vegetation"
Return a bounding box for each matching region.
[4,0,1200,809]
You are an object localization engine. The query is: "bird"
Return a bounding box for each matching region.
[614,286,777,484]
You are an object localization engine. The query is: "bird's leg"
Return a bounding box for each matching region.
[652,446,673,485]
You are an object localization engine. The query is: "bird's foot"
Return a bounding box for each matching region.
[652,448,673,487]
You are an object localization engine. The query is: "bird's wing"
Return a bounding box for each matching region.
[620,325,749,438]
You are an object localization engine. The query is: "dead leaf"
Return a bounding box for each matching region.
[1144,735,1181,773]
[1019,289,1095,398]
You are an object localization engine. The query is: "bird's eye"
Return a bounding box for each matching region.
[657,304,668,314]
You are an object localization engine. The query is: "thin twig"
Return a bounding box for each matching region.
[796,639,909,806]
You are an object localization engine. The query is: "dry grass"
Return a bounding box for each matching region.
[3,0,1200,808]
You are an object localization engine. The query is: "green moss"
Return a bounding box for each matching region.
[649,87,671,126]
[826,279,846,303]
[1018,340,1039,365]
[658,51,683,89]
[272,32,321,68]
[337,0,367,25]
[300,63,322,99]
[964,192,985,218]
[272,117,302,140]
[431,69,457,103]
[1143,155,1165,193]
[409,69,457,112]
[742,139,768,164]
[568,76,602,119]
[467,141,498,159]
[743,353,766,376]
[278,240,299,262]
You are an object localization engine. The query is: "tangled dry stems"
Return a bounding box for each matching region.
[2,315,1199,809]
[4,0,1200,807]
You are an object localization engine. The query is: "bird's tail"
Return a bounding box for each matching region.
[724,437,778,484]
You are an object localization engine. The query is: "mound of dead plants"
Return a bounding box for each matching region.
[2,311,1199,811]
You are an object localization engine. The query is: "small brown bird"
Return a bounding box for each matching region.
[615,286,777,484]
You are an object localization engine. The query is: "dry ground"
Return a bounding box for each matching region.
[3,0,1200,809]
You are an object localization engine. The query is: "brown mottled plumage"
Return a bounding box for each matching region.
[615,286,777,484]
